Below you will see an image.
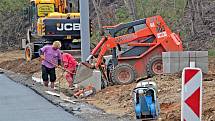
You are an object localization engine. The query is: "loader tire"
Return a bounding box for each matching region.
[111,63,136,85]
[25,43,35,62]
[147,56,163,77]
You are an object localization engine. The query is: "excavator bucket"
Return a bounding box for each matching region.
[74,62,94,84]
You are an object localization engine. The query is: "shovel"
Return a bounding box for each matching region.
[43,58,75,74]
[42,57,94,84]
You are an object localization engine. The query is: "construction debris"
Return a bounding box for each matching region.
[45,90,60,97]
[74,85,95,98]
[45,90,76,104]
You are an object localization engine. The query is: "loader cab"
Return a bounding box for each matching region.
[103,19,147,38]
[103,19,156,57]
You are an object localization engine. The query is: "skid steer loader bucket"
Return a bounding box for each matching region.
[74,62,94,84]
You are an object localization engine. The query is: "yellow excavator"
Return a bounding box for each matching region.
[23,0,81,61]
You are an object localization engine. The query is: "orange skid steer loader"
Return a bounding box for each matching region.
[75,15,183,86]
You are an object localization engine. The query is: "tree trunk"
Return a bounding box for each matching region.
[92,0,102,32]
[189,0,196,35]
[128,0,137,20]
[123,0,136,20]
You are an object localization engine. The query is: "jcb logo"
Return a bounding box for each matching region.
[57,23,80,31]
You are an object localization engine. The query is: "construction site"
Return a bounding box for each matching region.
[0,0,215,121]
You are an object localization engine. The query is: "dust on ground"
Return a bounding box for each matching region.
[0,50,215,120]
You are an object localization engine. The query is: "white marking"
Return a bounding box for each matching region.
[64,23,73,31]
[157,31,167,38]
[57,23,81,31]
[181,67,202,121]
[150,23,155,27]
[190,62,195,68]
[184,71,201,100]
[183,102,200,121]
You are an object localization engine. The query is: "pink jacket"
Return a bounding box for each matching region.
[62,53,77,70]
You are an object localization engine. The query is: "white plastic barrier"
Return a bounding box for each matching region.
[181,67,202,121]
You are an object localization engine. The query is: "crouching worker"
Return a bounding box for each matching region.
[40,41,62,89]
[62,53,78,88]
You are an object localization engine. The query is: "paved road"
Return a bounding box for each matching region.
[0,74,84,121]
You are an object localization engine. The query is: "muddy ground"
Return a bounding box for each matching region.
[0,50,215,120]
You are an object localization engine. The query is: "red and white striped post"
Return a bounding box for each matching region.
[181,67,202,121]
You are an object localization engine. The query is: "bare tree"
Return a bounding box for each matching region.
[123,0,137,20]
[92,0,102,32]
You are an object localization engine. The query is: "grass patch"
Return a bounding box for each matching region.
[208,49,215,57]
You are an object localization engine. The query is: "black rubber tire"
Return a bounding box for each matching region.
[146,56,163,77]
[25,43,35,62]
[111,63,136,85]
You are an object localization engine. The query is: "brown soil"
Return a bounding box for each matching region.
[0,50,24,63]
[0,50,41,75]
[0,50,215,120]
[87,58,215,120]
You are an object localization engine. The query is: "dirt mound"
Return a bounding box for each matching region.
[87,58,215,120]
[87,74,182,120]
[0,58,41,75]
[88,84,136,116]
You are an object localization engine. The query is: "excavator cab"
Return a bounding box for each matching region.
[26,0,56,34]
[25,0,80,36]
[24,0,82,61]
[36,1,55,17]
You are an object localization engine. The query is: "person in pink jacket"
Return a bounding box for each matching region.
[62,53,78,88]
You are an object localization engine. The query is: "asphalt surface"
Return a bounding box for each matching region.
[0,74,84,121]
